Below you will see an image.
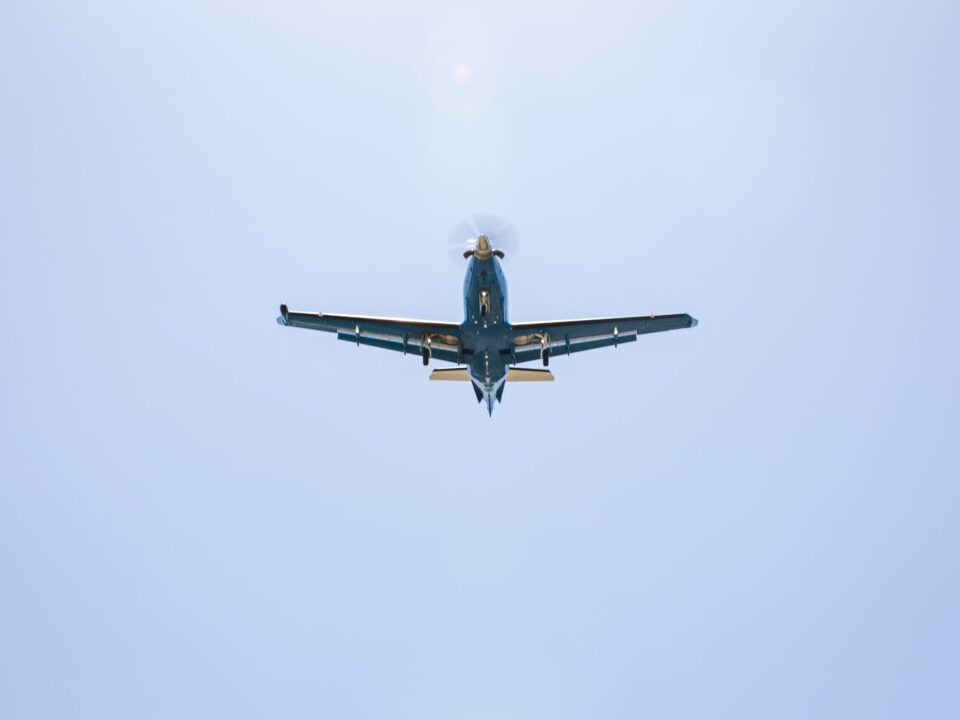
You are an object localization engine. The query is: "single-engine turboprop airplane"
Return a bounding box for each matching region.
[277,224,698,415]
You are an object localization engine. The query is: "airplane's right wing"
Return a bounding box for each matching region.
[277,305,463,364]
[509,313,697,364]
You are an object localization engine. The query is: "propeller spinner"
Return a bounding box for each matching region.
[448,213,519,262]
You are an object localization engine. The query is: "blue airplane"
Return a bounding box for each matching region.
[277,224,698,415]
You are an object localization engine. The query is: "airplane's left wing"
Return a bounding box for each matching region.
[277,304,462,363]
[509,313,697,364]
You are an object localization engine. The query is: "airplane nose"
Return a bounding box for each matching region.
[475,234,492,259]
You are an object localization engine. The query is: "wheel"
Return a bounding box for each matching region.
[422,347,430,366]
[542,348,550,367]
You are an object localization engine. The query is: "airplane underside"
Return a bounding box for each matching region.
[277,224,697,417]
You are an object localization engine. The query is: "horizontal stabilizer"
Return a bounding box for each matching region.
[429,367,471,381]
[507,368,554,381]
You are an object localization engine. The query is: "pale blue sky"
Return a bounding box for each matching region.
[1,1,958,718]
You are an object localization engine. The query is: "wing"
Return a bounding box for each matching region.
[277,304,462,363]
[509,313,697,364]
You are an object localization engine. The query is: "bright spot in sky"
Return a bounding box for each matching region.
[454,62,472,84]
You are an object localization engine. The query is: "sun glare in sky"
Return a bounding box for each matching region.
[454,62,473,84]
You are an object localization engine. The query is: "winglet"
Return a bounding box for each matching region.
[690,315,699,327]
[277,304,289,326]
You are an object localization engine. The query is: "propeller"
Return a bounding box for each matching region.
[447,213,519,262]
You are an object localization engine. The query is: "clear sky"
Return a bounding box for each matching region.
[1,1,958,718]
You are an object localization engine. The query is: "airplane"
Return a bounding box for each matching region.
[277,223,698,415]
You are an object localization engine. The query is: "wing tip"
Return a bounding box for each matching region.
[277,303,289,326]
[689,315,698,327]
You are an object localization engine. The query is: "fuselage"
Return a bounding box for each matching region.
[461,253,511,414]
